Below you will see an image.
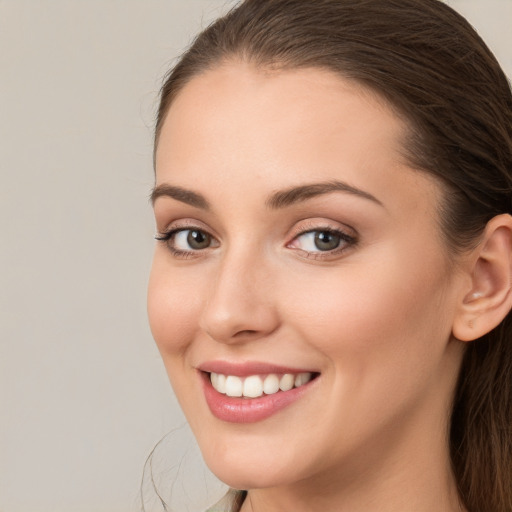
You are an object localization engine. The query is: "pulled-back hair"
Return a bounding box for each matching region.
[154,1,512,510]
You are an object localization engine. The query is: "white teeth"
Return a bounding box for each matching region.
[211,372,226,394]
[217,374,226,393]
[279,373,295,391]
[263,374,280,395]
[294,372,312,387]
[243,375,263,398]
[210,371,314,398]
[225,375,243,397]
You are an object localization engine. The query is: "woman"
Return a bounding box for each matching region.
[147,0,512,511]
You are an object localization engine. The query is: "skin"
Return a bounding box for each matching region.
[148,63,470,512]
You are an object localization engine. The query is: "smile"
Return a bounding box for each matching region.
[210,372,314,398]
[200,365,319,423]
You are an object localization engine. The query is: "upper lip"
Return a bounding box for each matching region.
[197,360,318,377]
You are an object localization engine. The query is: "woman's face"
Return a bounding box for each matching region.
[149,64,466,491]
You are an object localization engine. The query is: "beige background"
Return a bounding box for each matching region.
[0,1,510,511]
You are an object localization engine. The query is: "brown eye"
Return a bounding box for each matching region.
[186,229,212,250]
[288,227,356,258]
[314,231,341,251]
[155,228,216,253]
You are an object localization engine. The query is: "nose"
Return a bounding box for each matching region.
[199,249,279,344]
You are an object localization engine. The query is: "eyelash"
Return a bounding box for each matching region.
[154,227,215,259]
[288,226,357,260]
[155,224,357,260]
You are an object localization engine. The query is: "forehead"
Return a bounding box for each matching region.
[158,65,402,169]
[159,64,402,146]
[155,62,441,221]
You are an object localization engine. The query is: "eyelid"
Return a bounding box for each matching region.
[155,220,219,258]
[156,217,211,233]
[289,218,358,240]
[286,219,358,260]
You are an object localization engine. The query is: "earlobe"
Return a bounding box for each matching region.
[452,214,512,342]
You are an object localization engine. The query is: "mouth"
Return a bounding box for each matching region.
[198,365,320,423]
[209,371,316,398]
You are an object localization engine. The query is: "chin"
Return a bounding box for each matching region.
[199,437,303,490]
[206,460,290,490]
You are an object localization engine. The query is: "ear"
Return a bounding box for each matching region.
[452,214,512,342]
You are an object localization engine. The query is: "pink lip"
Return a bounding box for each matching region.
[198,365,318,424]
[197,360,315,377]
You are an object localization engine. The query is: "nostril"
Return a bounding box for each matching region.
[234,329,258,337]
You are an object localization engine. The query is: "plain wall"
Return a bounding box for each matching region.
[0,1,510,511]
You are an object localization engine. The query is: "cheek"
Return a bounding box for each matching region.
[285,246,454,387]
[147,253,203,358]
[277,250,457,455]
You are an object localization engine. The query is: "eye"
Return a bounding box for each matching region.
[155,227,218,256]
[293,230,342,251]
[174,229,212,250]
[303,231,341,251]
[288,227,356,258]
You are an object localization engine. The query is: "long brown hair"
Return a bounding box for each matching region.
[154,1,512,510]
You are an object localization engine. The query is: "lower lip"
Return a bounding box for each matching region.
[201,372,317,423]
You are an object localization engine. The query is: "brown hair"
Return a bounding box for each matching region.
[154,1,512,510]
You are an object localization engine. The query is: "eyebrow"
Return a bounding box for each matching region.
[265,180,383,209]
[150,184,211,210]
[150,180,382,210]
